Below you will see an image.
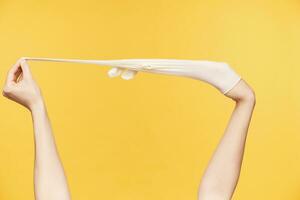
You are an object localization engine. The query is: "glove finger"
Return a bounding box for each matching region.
[107,67,123,78]
[121,70,138,80]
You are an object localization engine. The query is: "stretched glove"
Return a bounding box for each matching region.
[22,57,241,94]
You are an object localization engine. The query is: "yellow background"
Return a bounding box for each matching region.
[0,0,300,199]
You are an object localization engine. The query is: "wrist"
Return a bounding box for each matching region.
[30,99,46,116]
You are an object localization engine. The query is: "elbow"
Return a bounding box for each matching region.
[240,86,256,106]
[225,80,256,107]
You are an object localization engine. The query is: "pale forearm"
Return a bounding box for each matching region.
[31,102,71,200]
[198,80,255,200]
[3,60,72,200]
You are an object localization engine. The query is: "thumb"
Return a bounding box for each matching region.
[20,59,32,79]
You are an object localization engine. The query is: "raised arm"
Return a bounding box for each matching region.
[3,59,71,200]
[106,59,254,199]
[111,59,255,199]
[198,80,255,200]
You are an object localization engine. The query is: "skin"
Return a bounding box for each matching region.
[3,59,255,200]
[198,81,256,200]
[3,59,71,200]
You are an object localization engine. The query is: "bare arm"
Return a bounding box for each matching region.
[107,60,254,199]
[31,102,71,200]
[3,59,71,200]
[198,80,255,200]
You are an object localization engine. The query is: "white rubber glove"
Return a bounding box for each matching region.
[22,57,241,94]
[107,59,241,94]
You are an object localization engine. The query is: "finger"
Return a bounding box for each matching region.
[121,70,138,80]
[5,60,22,85]
[20,59,32,79]
[107,67,123,78]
